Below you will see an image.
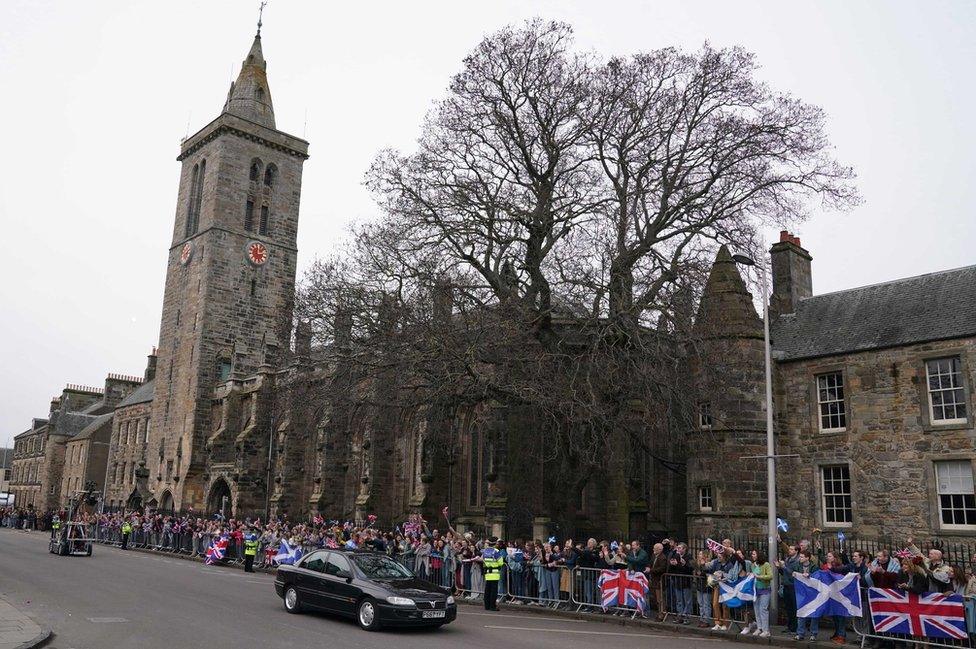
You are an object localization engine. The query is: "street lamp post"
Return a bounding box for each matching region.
[732,253,778,617]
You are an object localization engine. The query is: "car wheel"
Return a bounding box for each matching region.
[357,598,381,631]
[283,586,302,614]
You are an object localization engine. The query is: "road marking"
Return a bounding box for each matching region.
[483,625,722,640]
[462,612,586,623]
[88,617,128,623]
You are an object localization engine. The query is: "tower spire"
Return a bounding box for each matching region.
[222,8,276,129]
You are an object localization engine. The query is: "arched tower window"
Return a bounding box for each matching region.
[185,160,204,237]
[255,87,265,103]
[249,158,263,182]
[263,164,276,187]
[259,206,269,235]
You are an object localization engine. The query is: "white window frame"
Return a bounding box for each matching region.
[816,372,847,433]
[820,464,853,528]
[699,402,713,429]
[935,460,976,530]
[926,357,967,425]
[698,485,714,512]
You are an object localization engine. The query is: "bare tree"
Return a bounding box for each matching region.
[293,20,858,533]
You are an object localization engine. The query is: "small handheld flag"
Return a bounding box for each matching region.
[837,531,846,543]
[777,518,789,532]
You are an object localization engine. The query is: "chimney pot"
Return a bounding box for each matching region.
[780,230,791,243]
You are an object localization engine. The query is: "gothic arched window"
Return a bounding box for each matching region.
[263,164,276,187]
[249,158,262,182]
[185,160,205,238]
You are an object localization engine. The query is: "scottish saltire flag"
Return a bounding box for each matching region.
[274,540,303,565]
[719,574,756,608]
[794,571,862,618]
[598,569,649,614]
[869,589,967,639]
[205,536,228,565]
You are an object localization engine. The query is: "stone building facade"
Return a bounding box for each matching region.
[61,414,112,503]
[687,232,976,541]
[9,374,144,511]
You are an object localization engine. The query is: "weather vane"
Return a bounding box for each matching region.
[257,1,267,37]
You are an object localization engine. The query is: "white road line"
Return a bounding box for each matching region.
[483,625,722,640]
[462,612,586,622]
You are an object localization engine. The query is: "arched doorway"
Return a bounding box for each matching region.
[158,490,174,514]
[207,478,232,519]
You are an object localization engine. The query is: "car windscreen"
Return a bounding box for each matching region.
[351,553,414,579]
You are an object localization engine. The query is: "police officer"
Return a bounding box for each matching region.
[482,536,504,611]
[51,513,61,540]
[121,518,132,550]
[243,527,259,573]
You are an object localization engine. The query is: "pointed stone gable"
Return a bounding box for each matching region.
[694,245,763,340]
[223,35,276,129]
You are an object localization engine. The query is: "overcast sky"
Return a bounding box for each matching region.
[1,0,974,446]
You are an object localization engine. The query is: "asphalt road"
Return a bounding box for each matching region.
[0,528,744,649]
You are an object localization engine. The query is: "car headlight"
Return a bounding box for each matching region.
[386,596,416,606]
[446,595,455,605]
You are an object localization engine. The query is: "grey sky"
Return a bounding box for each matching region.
[1,0,974,445]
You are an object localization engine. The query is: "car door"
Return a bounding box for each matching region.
[322,552,360,616]
[294,551,329,609]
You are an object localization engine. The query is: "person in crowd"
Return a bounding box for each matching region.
[868,549,900,589]
[795,550,821,642]
[668,541,693,624]
[897,556,929,595]
[544,540,562,606]
[692,550,713,628]
[507,540,525,603]
[750,549,773,638]
[823,553,852,645]
[577,538,599,607]
[908,537,952,593]
[648,542,669,620]
[560,539,578,604]
[710,546,740,631]
[778,543,802,634]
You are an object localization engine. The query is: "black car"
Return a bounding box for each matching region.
[273,549,457,631]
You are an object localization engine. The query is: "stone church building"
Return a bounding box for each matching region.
[8,28,974,542]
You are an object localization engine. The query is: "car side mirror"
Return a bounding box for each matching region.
[338,570,352,581]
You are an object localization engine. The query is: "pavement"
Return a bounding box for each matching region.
[0,592,49,649]
[0,528,856,649]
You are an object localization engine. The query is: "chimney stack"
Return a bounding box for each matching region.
[770,230,813,317]
[144,347,158,382]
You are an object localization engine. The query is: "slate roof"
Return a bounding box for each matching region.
[771,264,976,361]
[117,379,154,409]
[72,414,113,441]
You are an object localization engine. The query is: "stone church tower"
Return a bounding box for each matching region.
[147,29,309,512]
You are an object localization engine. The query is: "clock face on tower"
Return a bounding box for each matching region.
[246,241,269,266]
[179,242,193,265]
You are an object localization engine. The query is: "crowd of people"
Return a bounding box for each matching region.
[3,505,976,642]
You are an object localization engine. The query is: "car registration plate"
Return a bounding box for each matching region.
[422,610,446,619]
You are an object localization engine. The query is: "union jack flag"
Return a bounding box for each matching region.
[325,536,339,549]
[598,569,649,615]
[205,536,228,565]
[868,588,968,640]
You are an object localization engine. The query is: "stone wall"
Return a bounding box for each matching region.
[775,337,976,540]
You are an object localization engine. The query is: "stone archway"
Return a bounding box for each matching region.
[158,490,174,514]
[207,478,233,518]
